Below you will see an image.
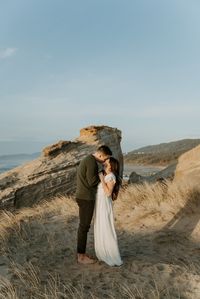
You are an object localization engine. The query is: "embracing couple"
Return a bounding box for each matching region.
[75,145,123,267]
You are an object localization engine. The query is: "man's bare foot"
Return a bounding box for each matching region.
[77,253,96,264]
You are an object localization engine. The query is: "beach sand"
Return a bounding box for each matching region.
[1,182,200,298]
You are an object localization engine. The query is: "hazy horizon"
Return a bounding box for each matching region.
[0,135,200,156]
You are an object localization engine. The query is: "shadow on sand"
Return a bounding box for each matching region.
[119,188,200,275]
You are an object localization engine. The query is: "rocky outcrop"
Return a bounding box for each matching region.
[128,163,176,185]
[0,126,123,209]
[147,163,177,183]
[173,144,200,188]
[128,172,143,184]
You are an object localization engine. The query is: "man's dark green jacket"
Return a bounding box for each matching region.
[76,154,100,200]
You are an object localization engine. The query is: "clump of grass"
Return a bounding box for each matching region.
[0,277,18,299]
[0,196,76,245]
[0,266,197,299]
[119,180,200,211]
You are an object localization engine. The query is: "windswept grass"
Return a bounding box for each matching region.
[118,179,200,210]
[1,182,200,298]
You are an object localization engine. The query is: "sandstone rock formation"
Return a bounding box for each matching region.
[0,126,123,209]
[173,144,200,188]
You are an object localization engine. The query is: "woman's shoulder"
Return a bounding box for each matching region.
[105,172,116,182]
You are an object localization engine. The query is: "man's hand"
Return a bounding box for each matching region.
[98,172,104,181]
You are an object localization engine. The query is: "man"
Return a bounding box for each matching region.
[76,145,112,264]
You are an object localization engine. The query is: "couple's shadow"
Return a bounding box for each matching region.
[118,188,200,274]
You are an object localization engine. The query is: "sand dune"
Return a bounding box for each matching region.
[0,181,200,298]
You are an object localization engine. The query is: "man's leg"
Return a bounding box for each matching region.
[76,198,95,263]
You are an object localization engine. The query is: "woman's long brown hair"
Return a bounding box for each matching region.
[108,157,121,201]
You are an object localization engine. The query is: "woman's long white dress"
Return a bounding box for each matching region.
[94,172,123,266]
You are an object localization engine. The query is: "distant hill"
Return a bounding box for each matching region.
[124,139,200,166]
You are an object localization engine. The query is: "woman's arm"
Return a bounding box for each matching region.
[99,173,115,197]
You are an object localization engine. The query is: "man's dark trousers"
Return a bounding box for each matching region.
[76,198,95,254]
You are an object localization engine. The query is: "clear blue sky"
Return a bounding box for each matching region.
[0,0,200,154]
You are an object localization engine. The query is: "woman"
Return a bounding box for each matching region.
[94,157,123,266]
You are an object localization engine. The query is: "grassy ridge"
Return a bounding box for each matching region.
[124,139,200,165]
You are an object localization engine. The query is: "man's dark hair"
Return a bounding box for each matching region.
[97,145,112,156]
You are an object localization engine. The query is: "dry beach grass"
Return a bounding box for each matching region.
[1,181,200,299]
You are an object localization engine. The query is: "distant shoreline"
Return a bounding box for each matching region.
[123,163,165,177]
[1,159,165,177]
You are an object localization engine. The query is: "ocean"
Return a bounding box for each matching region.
[0,153,40,174]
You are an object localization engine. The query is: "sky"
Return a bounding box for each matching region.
[0,0,200,155]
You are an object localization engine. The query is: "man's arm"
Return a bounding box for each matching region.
[86,159,100,187]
